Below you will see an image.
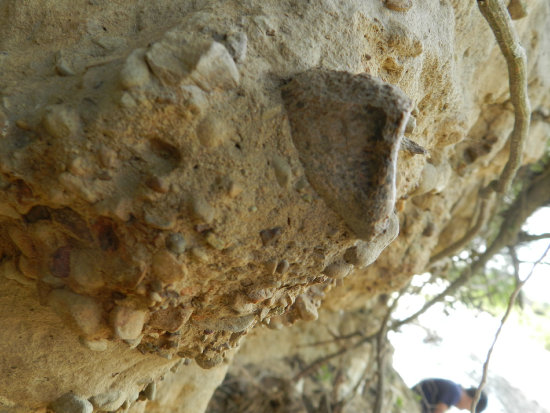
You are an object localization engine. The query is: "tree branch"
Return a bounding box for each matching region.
[517,232,550,243]
[477,0,531,194]
[429,195,493,265]
[394,164,550,330]
[471,242,550,412]
[373,294,401,413]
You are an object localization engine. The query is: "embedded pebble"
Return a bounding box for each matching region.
[119,92,137,108]
[259,227,283,246]
[508,0,528,19]
[322,262,353,279]
[0,259,33,286]
[195,353,224,369]
[231,294,257,314]
[49,392,93,413]
[191,197,215,224]
[145,41,187,85]
[195,314,255,333]
[205,232,225,250]
[146,176,169,193]
[48,289,104,336]
[272,156,292,188]
[401,137,427,155]
[412,162,438,195]
[79,337,109,352]
[8,226,37,257]
[0,107,8,137]
[226,32,248,63]
[42,105,80,140]
[111,306,146,340]
[191,247,210,263]
[148,306,192,332]
[181,85,209,115]
[227,181,243,198]
[143,382,157,401]
[0,203,20,219]
[144,209,175,230]
[294,294,318,321]
[70,249,105,290]
[55,51,75,76]
[405,115,416,134]
[246,287,275,303]
[97,145,118,168]
[120,48,150,89]
[152,249,184,284]
[264,259,278,274]
[149,292,163,303]
[190,41,240,91]
[89,390,124,411]
[51,246,72,278]
[275,259,290,274]
[165,233,186,254]
[196,114,229,148]
[384,0,412,12]
[18,255,41,280]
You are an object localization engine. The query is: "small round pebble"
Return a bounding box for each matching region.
[49,392,93,413]
[165,233,186,254]
[384,0,412,12]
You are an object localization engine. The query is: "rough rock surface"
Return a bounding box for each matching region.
[0,0,549,411]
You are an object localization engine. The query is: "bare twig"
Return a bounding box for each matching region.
[477,0,531,194]
[429,195,493,265]
[372,289,406,413]
[471,242,550,412]
[517,232,550,243]
[393,163,550,330]
[298,331,362,348]
[292,333,376,381]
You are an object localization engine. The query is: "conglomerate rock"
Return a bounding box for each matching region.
[0,0,549,411]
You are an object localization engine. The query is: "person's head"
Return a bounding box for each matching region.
[458,387,488,412]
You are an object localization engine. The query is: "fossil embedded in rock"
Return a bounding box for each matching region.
[282,69,412,241]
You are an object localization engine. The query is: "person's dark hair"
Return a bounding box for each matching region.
[466,387,488,412]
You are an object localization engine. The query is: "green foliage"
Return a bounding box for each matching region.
[314,363,334,384]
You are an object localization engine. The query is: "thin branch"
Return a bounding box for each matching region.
[471,242,550,412]
[393,163,550,330]
[373,295,400,413]
[477,0,531,194]
[517,232,550,243]
[298,331,362,348]
[430,195,493,265]
[292,333,376,381]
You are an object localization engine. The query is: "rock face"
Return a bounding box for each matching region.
[0,0,549,411]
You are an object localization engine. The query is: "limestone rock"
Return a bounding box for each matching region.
[282,69,412,241]
[49,393,93,413]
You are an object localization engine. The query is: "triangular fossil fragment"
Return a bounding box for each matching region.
[282,69,412,241]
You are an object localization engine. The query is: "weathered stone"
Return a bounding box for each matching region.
[89,390,124,411]
[152,249,185,284]
[120,48,151,89]
[196,114,230,148]
[42,105,80,140]
[110,306,146,340]
[148,306,192,332]
[282,70,412,241]
[143,382,157,401]
[322,262,353,279]
[48,289,104,337]
[49,392,93,413]
[294,294,318,321]
[165,233,186,254]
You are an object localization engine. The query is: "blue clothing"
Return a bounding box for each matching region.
[412,379,462,413]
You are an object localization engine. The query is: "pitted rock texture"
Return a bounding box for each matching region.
[282,69,412,241]
[0,0,549,411]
